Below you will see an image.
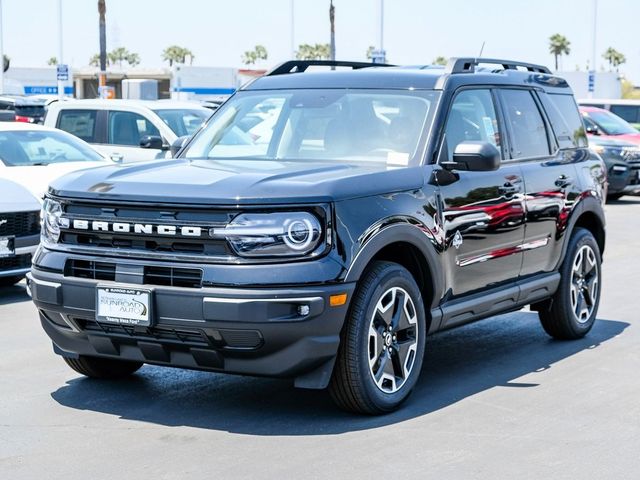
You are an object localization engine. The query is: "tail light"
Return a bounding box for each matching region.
[15,115,34,123]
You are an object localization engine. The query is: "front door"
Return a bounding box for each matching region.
[436,88,526,298]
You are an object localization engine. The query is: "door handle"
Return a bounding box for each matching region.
[555,175,573,188]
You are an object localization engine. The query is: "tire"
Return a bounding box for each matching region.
[329,261,426,415]
[607,192,624,202]
[0,275,24,287]
[538,228,602,340]
[63,355,143,379]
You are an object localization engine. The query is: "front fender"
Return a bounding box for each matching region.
[344,221,445,312]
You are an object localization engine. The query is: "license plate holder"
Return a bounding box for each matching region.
[96,286,152,326]
[0,236,15,258]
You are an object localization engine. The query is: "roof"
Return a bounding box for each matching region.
[243,59,572,94]
[579,98,640,106]
[48,99,209,111]
[0,122,60,132]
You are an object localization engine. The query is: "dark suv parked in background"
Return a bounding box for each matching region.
[30,58,606,414]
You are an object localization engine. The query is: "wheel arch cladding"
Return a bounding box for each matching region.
[573,211,605,256]
[344,223,444,317]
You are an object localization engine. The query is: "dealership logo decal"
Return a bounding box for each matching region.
[453,231,463,249]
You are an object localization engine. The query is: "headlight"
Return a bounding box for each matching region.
[41,198,67,245]
[212,212,323,257]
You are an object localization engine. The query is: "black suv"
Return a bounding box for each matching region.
[31,58,606,414]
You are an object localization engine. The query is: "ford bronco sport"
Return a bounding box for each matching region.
[31,58,606,414]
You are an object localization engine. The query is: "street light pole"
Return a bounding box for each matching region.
[290,0,295,59]
[0,0,4,95]
[588,0,598,98]
[57,0,64,99]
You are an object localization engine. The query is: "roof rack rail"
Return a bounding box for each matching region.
[266,60,394,76]
[446,57,552,75]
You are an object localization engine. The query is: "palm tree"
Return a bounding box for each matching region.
[241,45,268,66]
[162,46,194,66]
[296,43,331,60]
[47,57,58,66]
[98,0,107,73]
[432,56,447,66]
[603,47,626,72]
[548,34,571,71]
[329,0,336,61]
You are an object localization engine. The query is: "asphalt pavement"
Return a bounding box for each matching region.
[1,197,639,480]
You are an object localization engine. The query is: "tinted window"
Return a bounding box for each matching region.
[610,105,640,124]
[153,109,210,137]
[108,111,161,146]
[541,93,588,149]
[444,89,501,161]
[0,129,104,166]
[584,109,637,135]
[501,89,550,159]
[184,89,437,167]
[57,110,98,143]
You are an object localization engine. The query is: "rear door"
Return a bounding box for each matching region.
[501,89,585,276]
[436,88,526,297]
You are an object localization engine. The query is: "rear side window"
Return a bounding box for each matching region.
[610,105,640,124]
[541,94,588,149]
[108,111,161,146]
[501,89,550,159]
[57,109,98,143]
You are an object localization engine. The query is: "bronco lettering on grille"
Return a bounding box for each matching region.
[71,219,203,237]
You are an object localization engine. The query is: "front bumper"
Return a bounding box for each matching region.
[30,267,355,388]
[0,236,38,278]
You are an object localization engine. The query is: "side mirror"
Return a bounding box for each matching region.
[585,125,600,136]
[444,141,501,172]
[139,135,165,150]
[170,135,190,157]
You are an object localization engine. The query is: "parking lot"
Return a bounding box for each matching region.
[0,197,637,479]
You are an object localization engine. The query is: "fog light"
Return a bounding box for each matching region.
[298,305,310,316]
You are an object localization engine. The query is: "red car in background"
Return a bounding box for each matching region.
[580,106,640,144]
[580,106,640,198]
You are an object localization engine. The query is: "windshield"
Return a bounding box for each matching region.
[585,109,638,135]
[0,129,104,166]
[153,109,211,137]
[182,89,439,167]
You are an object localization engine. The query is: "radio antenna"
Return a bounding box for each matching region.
[478,41,486,57]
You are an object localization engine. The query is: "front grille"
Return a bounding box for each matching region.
[0,211,40,237]
[65,259,116,280]
[64,259,203,288]
[144,266,202,288]
[58,201,235,258]
[76,318,213,348]
[0,254,31,272]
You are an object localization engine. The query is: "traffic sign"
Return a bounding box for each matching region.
[56,64,69,81]
[588,70,595,93]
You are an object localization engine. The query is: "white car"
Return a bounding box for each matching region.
[44,99,212,162]
[0,122,110,199]
[0,178,41,286]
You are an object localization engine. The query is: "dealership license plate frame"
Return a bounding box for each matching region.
[0,236,15,258]
[96,285,153,327]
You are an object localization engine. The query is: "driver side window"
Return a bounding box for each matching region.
[444,89,501,161]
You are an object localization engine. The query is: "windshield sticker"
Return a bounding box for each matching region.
[482,116,496,142]
[387,151,410,166]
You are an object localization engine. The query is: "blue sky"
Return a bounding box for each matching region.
[2,0,639,81]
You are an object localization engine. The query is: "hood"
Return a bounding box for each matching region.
[48,158,425,205]
[1,161,109,201]
[0,178,41,212]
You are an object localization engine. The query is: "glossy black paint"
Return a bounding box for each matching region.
[35,64,607,384]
